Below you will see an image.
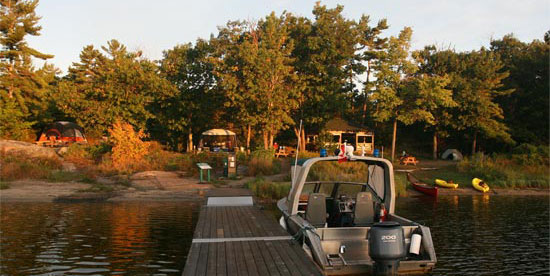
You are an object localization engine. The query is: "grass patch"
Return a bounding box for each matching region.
[307,161,369,182]
[244,177,290,200]
[458,151,549,188]
[0,181,10,190]
[412,165,474,188]
[46,171,86,182]
[393,173,408,197]
[78,183,116,193]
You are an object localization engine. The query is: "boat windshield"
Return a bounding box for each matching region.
[303,181,383,203]
[304,160,386,201]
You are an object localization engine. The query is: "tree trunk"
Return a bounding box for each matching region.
[362,62,371,125]
[433,132,438,160]
[263,131,269,150]
[391,119,397,161]
[301,128,306,153]
[293,127,301,151]
[246,124,251,149]
[187,128,193,153]
[472,131,477,155]
[269,131,274,149]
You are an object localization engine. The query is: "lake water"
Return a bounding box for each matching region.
[1,196,548,275]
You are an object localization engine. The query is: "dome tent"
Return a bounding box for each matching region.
[37,121,87,145]
[441,149,463,161]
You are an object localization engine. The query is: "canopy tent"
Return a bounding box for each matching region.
[201,129,236,136]
[37,121,87,145]
[199,129,238,152]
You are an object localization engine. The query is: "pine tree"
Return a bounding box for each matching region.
[54,40,175,136]
[371,27,417,161]
[0,0,54,139]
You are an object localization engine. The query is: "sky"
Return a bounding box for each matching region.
[27,0,549,73]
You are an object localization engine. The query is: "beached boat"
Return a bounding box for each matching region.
[408,173,438,197]
[472,178,490,193]
[435,179,458,189]
[277,156,437,275]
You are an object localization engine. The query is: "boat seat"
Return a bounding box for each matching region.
[354,192,374,226]
[306,193,327,227]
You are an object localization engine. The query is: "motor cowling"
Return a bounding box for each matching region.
[368,221,406,275]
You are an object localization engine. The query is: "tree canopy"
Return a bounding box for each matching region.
[2,0,547,157]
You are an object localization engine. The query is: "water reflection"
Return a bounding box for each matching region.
[396,195,550,275]
[1,201,200,275]
[2,196,549,275]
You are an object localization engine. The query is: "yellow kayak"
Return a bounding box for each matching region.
[472,178,490,193]
[435,179,459,189]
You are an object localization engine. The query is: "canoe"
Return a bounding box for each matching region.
[408,173,438,197]
[435,179,458,189]
[472,178,490,193]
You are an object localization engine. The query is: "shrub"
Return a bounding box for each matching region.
[108,120,150,174]
[247,149,280,176]
[64,143,94,167]
[244,177,290,200]
[298,151,320,159]
[0,152,62,181]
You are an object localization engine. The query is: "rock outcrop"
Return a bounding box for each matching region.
[0,140,60,160]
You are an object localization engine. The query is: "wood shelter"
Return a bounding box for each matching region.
[307,118,374,154]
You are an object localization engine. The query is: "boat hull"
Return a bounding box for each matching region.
[282,212,437,275]
[435,179,458,189]
[472,178,490,193]
[408,173,438,197]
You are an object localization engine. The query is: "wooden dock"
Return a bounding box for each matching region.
[183,196,322,276]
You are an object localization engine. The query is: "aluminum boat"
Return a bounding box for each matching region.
[277,156,437,275]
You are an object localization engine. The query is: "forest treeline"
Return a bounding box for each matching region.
[1,1,548,160]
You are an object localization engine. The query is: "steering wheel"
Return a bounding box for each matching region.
[338,194,355,212]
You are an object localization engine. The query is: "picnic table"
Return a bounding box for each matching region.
[196,163,212,183]
[275,147,296,158]
[275,148,289,158]
[400,156,419,166]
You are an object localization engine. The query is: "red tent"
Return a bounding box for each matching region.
[37,121,87,146]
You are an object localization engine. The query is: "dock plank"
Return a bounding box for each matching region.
[206,240,217,275]
[216,242,226,276]
[233,241,249,276]
[184,199,322,276]
[225,241,238,276]
[195,243,208,276]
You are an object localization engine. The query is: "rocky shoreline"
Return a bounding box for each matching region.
[1,172,547,203]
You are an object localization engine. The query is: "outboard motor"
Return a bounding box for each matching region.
[368,221,406,275]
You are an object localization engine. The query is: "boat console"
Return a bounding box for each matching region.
[278,156,437,275]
